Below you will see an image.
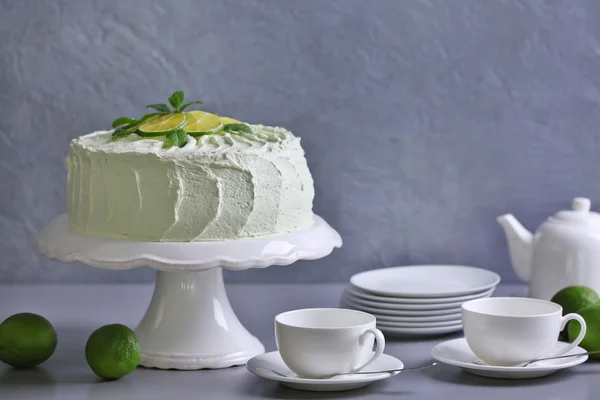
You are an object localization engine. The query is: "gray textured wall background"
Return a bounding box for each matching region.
[2,0,600,283]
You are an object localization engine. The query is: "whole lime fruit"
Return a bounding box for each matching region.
[568,304,600,360]
[551,286,600,315]
[85,324,140,380]
[0,313,57,368]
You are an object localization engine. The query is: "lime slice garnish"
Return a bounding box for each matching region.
[137,113,187,136]
[184,111,224,136]
[220,116,240,125]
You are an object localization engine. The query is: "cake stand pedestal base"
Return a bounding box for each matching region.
[136,268,264,370]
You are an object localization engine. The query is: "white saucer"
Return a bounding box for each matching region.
[246,351,403,392]
[431,338,588,379]
[351,265,500,298]
[341,296,461,316]
[379,323,462,336]
[347,285,495,305]
[376,312,462,323]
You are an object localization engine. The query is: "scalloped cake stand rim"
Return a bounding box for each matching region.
[35,213,342,271]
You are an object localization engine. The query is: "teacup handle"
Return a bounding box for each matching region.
[551,313,587,357]
[353,328,386,372]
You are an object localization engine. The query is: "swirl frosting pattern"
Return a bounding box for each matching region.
[66,125,315,241]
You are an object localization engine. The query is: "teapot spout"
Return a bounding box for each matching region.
[497,214,533,282]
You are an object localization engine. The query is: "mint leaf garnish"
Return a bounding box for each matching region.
[224,123,252,134]
[135,130,169,137]
[178,101,204,112]
[169,91,184,109]
[112,117,137,128]
[146,103,172,114]
[111,127,133,140]
[166,129,189,147]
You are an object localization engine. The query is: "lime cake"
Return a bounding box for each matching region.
[66,92,314,241]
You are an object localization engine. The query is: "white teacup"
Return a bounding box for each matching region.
[275,308,385,378]
[462,297,587,366]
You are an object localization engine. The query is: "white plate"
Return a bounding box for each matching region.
[350,265,500,298]
[341,296,462,317]
[376,313,462,323]
[431,338,588,379]
[379,323,462,336]
[377,319,462,328]
[246,351,403,392]
[347,285,495,305]
[345,291,469,310]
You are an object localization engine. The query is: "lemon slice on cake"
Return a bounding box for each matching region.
[137,113,187,137]
[183,111,224,136]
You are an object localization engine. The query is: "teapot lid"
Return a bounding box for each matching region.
[550,197,600,226]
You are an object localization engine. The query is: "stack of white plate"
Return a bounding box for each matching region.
[340,265,501,336]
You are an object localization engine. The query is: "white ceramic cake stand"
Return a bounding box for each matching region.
[35,214,342,370]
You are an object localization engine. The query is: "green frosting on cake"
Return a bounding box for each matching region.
[66,125,314,241]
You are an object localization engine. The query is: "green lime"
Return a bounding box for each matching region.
[551,286,600,315]
[568,304,600,360]
[0,313,57,368]
[183,111,223,136]
[219,116,240,125]
[137,113,187,136]
[85,324,140,380]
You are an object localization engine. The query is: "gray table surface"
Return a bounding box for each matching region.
[0,283,598,400]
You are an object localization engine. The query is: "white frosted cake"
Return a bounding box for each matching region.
[66,94,314,241]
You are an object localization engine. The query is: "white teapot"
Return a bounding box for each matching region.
[497,197,600,300]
